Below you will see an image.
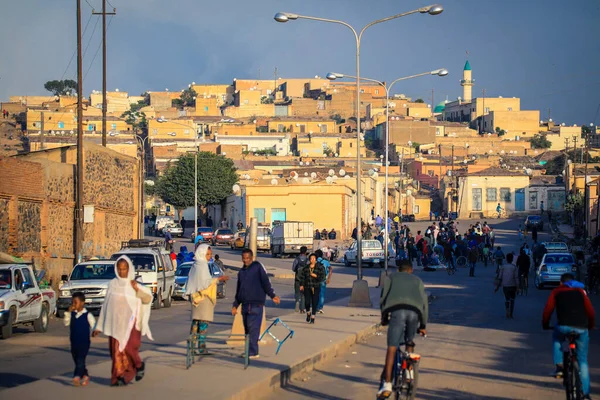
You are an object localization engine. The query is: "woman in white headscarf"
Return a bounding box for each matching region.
[93,256,153,386]
[184,244,228,354]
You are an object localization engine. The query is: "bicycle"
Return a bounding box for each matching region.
[562,332,585,400]
[456,256,467,268]
[446,262,457,275]
[391,341,423,400]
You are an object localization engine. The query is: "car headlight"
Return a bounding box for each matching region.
[0,301,4,311]
[61,290,70,297]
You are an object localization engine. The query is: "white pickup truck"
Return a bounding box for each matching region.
[343,240,385,268]
[0,264,57,339]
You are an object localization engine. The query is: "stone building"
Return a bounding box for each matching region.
[0,141,141,284]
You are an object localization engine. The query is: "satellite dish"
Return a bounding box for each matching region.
[406,189,413,196]
[328,169,335,176]
[304,172,308,176]
[339,169,346,176]
[290,171,299,180]
[271,178,278,185]
[326,177,333,184]
[70,130,74,134]
[302,177,310,184]
[311,172,317,179]
[299,161,304,166]
[232,184,241,194]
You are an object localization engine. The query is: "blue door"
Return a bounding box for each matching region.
[515,189,525,211]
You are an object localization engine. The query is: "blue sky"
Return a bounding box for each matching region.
[1,0,599,125]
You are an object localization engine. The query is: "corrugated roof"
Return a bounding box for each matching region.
[469,167,527,176]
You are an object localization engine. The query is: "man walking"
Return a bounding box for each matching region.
[316,249,332,314]
[292,247,308,313]
[468,245,479,277]
[232,249,281,359]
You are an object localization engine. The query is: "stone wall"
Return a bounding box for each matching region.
[0,198,9,252]
[17,201,41,253]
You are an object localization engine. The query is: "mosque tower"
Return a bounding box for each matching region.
[461,60,474,102]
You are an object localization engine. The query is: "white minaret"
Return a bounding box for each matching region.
[461,60,474,102]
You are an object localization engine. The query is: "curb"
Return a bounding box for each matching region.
[228,321,380,400]
[226,265,294,280]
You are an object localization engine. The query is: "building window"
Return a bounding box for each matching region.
[529,191,538,209]
[243,99,249,105]
[375,89,379,95]
[320,125,327,133]
[500,188,511,202]
[484,107,490,113]
[360,89,365,94]
[271,208,286,224]
[435,128,441,136]
[33,121,41,128]
[87,124,95,131]
[184,129,190,134]
[111,123,117,130]
[507,107,512,111]
[277,124,284,133]
[486,188,497,202]
[57,121,65,129]
[152,128,158,135]
[204,106,209,112]
[427,170,434,177]
[413,205,420,214]
[299,125,306,133]
[253,208,265,223]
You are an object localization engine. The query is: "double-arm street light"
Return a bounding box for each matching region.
[275,5,444,306]
[326,69,448,276]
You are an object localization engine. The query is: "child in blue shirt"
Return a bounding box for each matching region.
[64,292,96,386]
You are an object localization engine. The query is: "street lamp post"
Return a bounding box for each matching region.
[275,5,444,307]
[326,69,448,276]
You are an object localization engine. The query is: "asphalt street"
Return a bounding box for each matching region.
[265,218,600,400]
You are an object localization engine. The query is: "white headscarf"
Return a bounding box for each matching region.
[96,256,153,352]
[184,244,213,297]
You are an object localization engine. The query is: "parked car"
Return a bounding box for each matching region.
[111,239,175,310]
[230,230,247,249]
[155,216,175,235]
[541,242,569,253]
[524,215,544,231]
[212,229,234,246]
[56,260,115,318]
[243,225,272,252]
[164,223,184,238]
[172,261,226,299]
[0,263,57,339]
[534,252,577,289]
[191,227,214,243]
[343,240,385,268]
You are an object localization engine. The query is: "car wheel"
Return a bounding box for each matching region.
[1,307,15,339]
[33,303,49,333]
[534,276,543,289]
[152,291,162,310]
[344,256,351,268]
[163,289,173,308]
[56,309,64,318]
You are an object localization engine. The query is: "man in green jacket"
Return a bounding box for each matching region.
[377,259,428,399]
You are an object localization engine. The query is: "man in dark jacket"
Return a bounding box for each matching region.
[543,273,595,398]
[377,260,428,399]
[292,247,308,313]
[232,249,281,358]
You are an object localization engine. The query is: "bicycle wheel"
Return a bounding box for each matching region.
[456,256,467,268]
[571,360,584,400]
[407,361,419,400]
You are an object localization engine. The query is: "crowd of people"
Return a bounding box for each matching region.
[314,228,337,240]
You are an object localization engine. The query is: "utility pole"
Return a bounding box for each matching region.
[431,88,434,113]
[76,0,84,263]
[584,132,589,241]
[564,137,570,194]
[480,88,486,134]
[451,144,455,213]
[40,111,45,150]
[438,144,442,189]
[92,1,116,147]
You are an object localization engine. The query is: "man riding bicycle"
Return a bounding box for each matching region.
[378,259,428,399]
[542,273,595,400]
[496,203,503,218]
[516,249,531,291]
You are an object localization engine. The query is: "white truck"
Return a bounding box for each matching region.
[270,221,314,258]
[0,263,57,339]
[56,260,116,318]
[343,240,385,268]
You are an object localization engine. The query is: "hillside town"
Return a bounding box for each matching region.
[0,1,598,399]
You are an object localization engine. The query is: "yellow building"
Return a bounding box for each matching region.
[294,134,365,158]
[26,110,129,133]
[482,110,541,137]
[191,84,234,106]
[192,97,221,116]
[543,125,582,150]
[267,118,336,134]
[148,118,197,139]
[89,91,130,113]
[457,167,530,218]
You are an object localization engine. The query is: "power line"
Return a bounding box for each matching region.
[83,16,113,81]
[106,0,115,9]
[82,16,100,60]
[84,0,96,9]
[60,13,93,81]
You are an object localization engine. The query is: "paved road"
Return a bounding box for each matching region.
[266,218,600,399]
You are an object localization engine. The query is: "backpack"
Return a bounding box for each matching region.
[318,259,330,281]
[293,255,308,283]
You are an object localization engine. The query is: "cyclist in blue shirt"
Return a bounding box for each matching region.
[315,249,332,314]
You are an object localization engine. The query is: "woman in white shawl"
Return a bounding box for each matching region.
[184,244,228,354]
[93,256,153,386]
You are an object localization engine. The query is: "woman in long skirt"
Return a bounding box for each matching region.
[94,256,153,386]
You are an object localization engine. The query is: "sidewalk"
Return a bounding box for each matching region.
[3,288,383,400]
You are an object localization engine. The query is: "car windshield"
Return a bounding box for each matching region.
[0,270,11,289]
[198,228,212,233]
[362,240,382,249]
[111,254,156,271]
[545,255,574,264]
[528,216,541,221]
[70,264,116,280]
[167,223,182,229]
[176,266,191,277]
[218,229,233,235]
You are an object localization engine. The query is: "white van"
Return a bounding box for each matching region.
[155,216,175,235]
[111,240,175,309]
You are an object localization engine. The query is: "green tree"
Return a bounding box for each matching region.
[44,79,77,96]
[155,152,238,215]
[173,87,197,108]
[530,134,552,149]
[582,125,592,134]
[414,98,424,103]
[495,127,506,136]
[330,114,345,124]
[121,100,148,131]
